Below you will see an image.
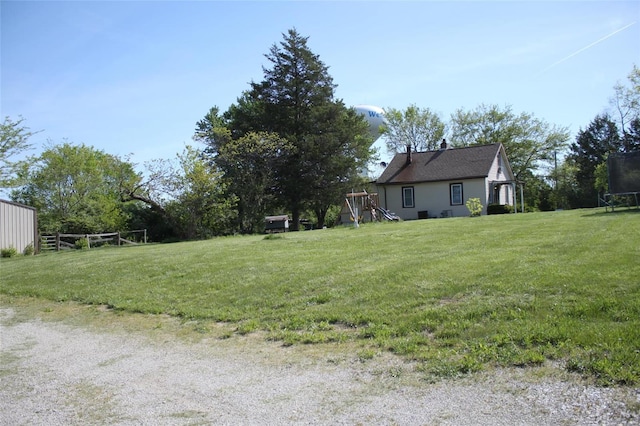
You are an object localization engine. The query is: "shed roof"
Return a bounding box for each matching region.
[376,143,503,185]
[265,215,289,222]
[0,199,37,211]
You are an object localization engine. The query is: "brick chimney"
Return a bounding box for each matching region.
[406,144,412,165]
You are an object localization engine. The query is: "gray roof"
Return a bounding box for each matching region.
[376,143,503,185]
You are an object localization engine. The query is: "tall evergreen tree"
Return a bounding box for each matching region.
[568,114,621,207]
[193,106,228,157]
[623,117,640,152]
[219,28,373,230]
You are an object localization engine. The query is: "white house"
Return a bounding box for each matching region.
[375,142,516,219]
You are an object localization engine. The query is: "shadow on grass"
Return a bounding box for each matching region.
[582,207,640,217]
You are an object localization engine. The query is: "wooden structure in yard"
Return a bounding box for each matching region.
[265,215,289,233]
[40,230,147,251]
[339,191,383,225]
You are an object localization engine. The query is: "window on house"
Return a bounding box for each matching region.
[402,186,415,208]
[450,183,463,205]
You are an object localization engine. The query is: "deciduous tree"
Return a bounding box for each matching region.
[611,64,640,145]
[166,145,237,239]
[0,116,38,188]
[449,104,569,179]
[216,131,291,234]
[381,105,446,153]
[449,104,569,210]
[12,143,139,233]
[119,147,238,239]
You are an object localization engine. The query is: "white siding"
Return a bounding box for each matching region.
[0,200,37,254]
[487,149,516,207]
[487,152,502,181]
[377,178,488,219]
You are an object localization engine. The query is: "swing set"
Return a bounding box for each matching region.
[339,190,400,226]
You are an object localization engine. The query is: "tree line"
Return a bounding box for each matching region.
[1,29,638,241]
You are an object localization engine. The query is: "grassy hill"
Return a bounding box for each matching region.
[2,208,639,385]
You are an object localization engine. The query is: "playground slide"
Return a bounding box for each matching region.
[377,207,400,221]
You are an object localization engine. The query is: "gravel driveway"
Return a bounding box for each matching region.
[1,304,638,425]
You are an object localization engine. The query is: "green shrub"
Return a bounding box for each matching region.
[487,204,513,215]
[323,204,342,228]
[23,244,35,256]
[465,198,483,217]
[1,246,18,258]
[75,237,89,250]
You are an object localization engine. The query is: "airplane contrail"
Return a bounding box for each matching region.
[539,21,636,74]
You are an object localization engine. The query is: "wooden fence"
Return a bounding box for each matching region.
[40,230,147,252]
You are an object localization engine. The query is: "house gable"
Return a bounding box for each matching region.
[488,144,515,182]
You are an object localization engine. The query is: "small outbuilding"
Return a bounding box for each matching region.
[0,199,38,254]
[265,215,289,233]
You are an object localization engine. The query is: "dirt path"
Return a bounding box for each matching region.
[1,303,638,425]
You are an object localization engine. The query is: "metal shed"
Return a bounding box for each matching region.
[0,199,38,254]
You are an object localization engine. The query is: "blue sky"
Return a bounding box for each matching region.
[2,0,639,169]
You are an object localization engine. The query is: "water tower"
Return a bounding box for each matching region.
[354,105,386,140]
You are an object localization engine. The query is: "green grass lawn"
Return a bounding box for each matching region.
[2,208,639,385]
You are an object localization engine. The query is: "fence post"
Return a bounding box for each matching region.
[56,232,60,251]
[86,234,91,249]
[117,232,121,246]
[144,229,147,244]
